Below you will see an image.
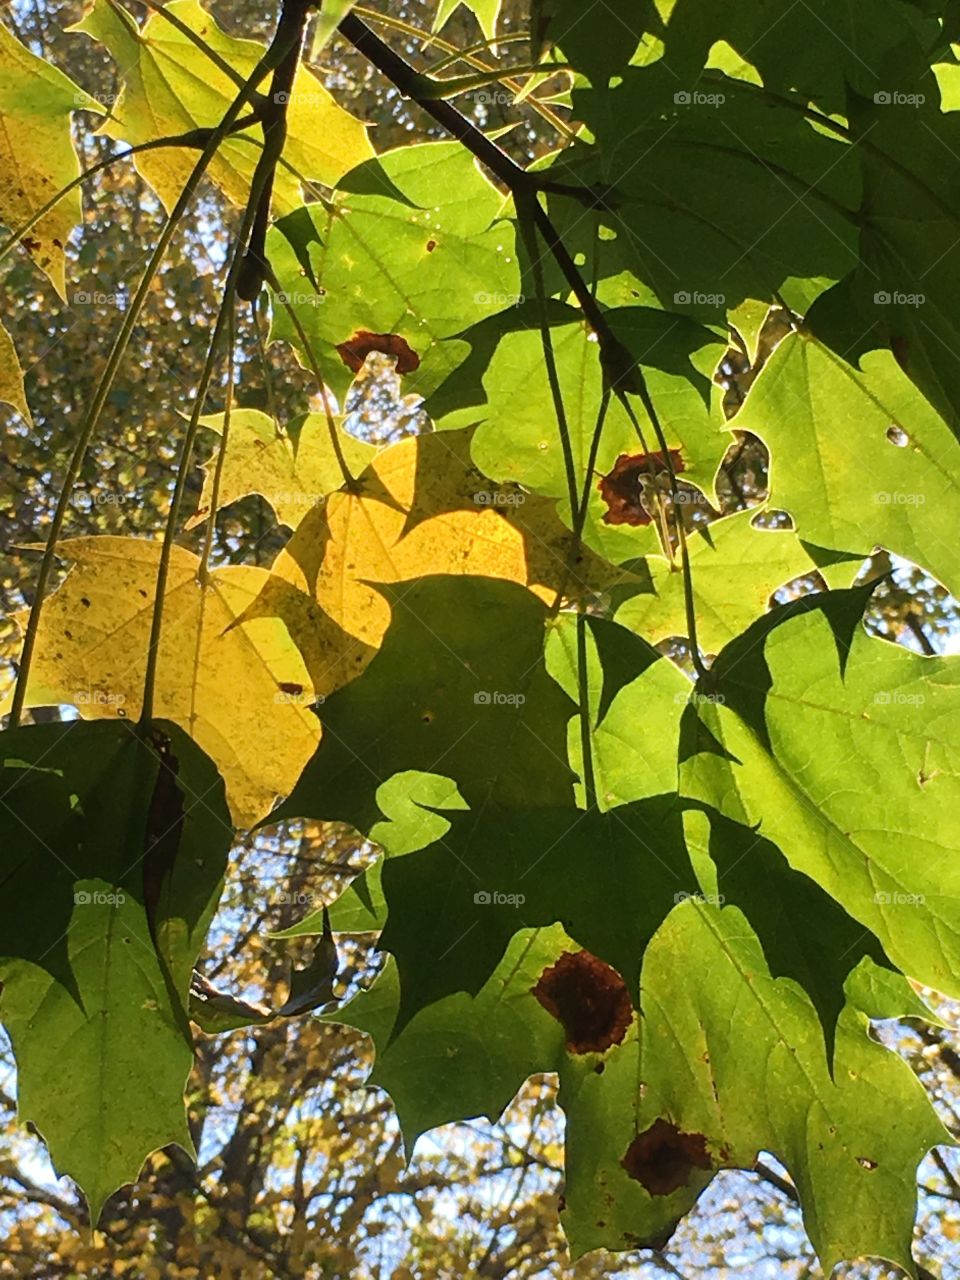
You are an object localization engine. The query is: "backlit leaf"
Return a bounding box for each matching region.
[188,408,375,531]
[71,0,371,214]
[0,20,103,297]
[8,537,318,827]
[0,720,230,1219]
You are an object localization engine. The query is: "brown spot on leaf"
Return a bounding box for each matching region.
[426,239,437,252]
[335,331,420,376]
[278,682,304,697]
[598,450,686,526]
[532,949,632,1053]
[620,1119,712,1196]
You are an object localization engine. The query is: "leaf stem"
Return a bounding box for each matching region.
[576,386,610,542]
[429,31,530,74]
[617,390,708,679]
[236,0,314,302]
[338,11,537,194]
[253,293,281,428]
[352,7,575,139]
[140,134,279,725]
[412,63,572,99]
[198,305,236,586]
[576,611,598,810]
[516,196,579,527]
[263,266,358,491]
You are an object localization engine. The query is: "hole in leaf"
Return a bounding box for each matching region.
[620,1119,712,1195]
[886,424,909,447]
[531,949,632,1053]
[750,508,794,530]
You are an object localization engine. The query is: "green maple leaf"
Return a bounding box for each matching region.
[682,585,960,1000]
[272,576,693,1033]
[0,720,230,1219]
[734,333,960,596]
[268,143,520,400]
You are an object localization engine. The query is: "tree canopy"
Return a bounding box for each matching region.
[2,1,960,1276]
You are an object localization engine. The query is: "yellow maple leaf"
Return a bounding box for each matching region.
[0,21,104,298]
[239,428,644,696]
[9,537,319,828]
[187,409,376,531]
[0,320,31,424]
[70,0,372,214]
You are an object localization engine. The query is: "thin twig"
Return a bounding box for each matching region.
[199,305,236,585]
[576,612,598,810]
[263,266,358,490]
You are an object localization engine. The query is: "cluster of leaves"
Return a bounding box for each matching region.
[2,1,960,1275]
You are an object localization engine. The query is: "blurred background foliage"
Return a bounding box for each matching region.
[0,1,958,1276]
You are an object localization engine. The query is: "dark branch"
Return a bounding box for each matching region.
[337,11,534,194]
